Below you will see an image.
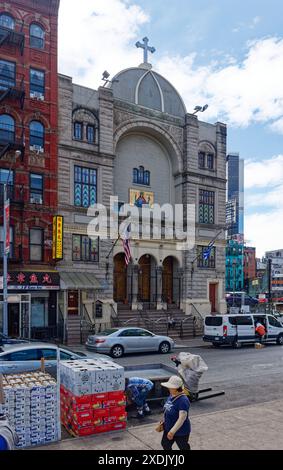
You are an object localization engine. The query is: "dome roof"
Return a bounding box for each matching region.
[111,66,187,118]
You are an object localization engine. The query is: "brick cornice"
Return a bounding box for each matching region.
[12,0,60,15]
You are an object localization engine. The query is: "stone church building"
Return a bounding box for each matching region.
[57,45,227,342]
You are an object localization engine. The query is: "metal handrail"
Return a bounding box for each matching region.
[58,306,67,345]
[123,318,137,326]
[179,316,194,339]
[110,304,120,327]
[191,303,204,330]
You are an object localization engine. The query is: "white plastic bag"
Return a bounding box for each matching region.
[177,352,208,393]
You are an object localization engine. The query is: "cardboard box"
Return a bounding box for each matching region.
[92,423,111,434]
[109,421,127,432]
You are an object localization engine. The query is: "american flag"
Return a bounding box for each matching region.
[122,224,132,266]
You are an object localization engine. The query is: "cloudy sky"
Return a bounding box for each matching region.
[58,0,283,257]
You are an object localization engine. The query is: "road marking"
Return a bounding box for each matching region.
[253,363,274,368]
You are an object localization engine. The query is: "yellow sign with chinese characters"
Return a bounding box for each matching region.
[52,216,63,260]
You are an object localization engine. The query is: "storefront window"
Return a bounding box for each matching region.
[31,298,47,327]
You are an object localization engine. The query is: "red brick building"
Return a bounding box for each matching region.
[0,0,60,338]
[244,246,256,290]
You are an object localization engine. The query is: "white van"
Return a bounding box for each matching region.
[203,314,283,348]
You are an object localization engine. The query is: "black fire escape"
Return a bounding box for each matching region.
[0,73,25,110]
[0,25,25,55]
[0,123,25,160]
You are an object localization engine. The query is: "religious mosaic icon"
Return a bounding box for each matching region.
[129,189,154,208]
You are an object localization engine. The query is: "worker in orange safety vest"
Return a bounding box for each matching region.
[255,320,266,343]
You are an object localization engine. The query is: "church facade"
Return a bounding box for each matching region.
[57,50,227,340]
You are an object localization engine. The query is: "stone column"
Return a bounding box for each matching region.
[131,264,139,311]
[156,266,166,311]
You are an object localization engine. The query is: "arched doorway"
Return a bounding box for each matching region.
[162,257,180,306]
[114,253,128,303]
[138,255,156,304]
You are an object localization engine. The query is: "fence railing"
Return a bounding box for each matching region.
[191,304,204,331]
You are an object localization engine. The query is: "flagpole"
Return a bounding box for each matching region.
[105,235,121,281]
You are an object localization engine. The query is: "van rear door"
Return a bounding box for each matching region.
[204,316,223,341]
[267,316,283,341]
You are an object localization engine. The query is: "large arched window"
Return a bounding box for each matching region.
[0,13,15,30]
[30,23,45,49]
[30,121,44,150]
[0,114,15,143]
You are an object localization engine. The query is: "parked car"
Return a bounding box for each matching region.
[0,333,28,346]
[0,342,105,376]
[85,327,175,358]
[203,313,283,348]
[226,292,259,307]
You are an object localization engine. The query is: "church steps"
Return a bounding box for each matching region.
[115,306,204,339]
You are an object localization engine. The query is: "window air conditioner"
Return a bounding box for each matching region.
[30,91,44,100]
[30,145,44,153]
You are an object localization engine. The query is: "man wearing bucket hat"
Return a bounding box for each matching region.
[159,376,191,450]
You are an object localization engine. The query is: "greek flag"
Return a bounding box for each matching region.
[203,241,215,261]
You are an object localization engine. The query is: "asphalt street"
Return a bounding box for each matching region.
[108,343,283,418]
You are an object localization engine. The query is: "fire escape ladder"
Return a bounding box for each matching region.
[0,143,11,159]
[0,88,11,104]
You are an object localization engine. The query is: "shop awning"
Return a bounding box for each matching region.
[59,272,103,290]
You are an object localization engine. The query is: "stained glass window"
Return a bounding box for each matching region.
[72,234,99,262]
[74,166,97,208]
[133,166,150,186]
[197,246,216,269]
[199,190,215,224]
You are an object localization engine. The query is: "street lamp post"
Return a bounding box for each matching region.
[2,150,21,336]
[232,259,237,308]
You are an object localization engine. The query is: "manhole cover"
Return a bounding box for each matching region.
[111,437,123,442]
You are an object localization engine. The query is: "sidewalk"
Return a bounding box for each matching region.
[33,399,283,451]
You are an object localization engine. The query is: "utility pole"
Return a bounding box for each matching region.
[2,150,20,336]
[268,258,272,315]
[2,183,9,336]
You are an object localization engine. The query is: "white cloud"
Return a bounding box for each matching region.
[245,209,283,258]
[156,37,283,127]
[269,117,283,135]
[59,0,149,87]
[245,155,283,257]
[245,155,283,189]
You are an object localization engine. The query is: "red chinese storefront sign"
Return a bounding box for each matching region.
[0,271,60,290]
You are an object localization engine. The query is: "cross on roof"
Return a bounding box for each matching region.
[135,37,156,64]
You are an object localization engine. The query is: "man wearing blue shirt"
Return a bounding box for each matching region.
[125,377,154,419]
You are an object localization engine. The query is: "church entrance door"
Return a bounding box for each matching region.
[114,254,128,303]
[138,255,151,303]
[163,257,174,304]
